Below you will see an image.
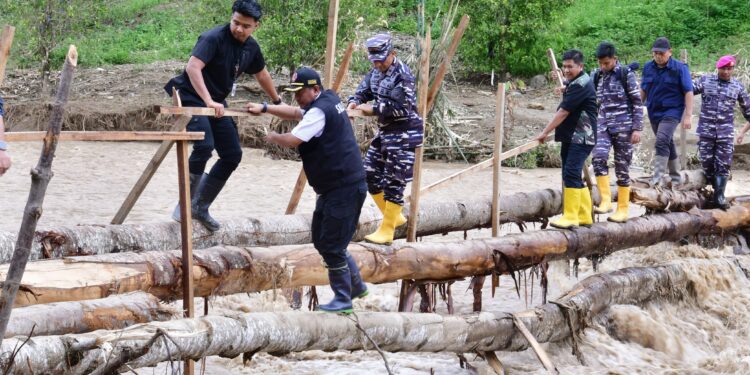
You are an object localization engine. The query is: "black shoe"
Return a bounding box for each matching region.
[317,266,353,314]
[191,174,226,232]
[714,175,729,210]
[172,173,202,222]
[346,253,368,300]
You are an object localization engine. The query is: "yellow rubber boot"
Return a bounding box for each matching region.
[371,192,407,227]
[551,188,580,229]
[608,186,631,223]
[365,201,401,244]
[578,188,593,227]
[594,175,612,214]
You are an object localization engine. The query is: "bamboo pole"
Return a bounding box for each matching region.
[0,25,15,87]
[176,139,195,375]
[5,131,201,142]
[323,0,340,88]
[0,45,77,341]
[112,89,192,224]
[284,41,354,215]
[426,15,470,111]
[680,49,688,170]
[492,83,506,236]
[406,28,431,242]
[513,315,559,374]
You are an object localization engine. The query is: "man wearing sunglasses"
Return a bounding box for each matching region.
[692,55,750,209]
[347,33,423,245]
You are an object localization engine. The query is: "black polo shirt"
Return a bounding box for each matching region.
[165,24,265,103]
[556,72,597,145]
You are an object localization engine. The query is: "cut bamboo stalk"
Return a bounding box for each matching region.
[492,83,506,236]
[323,0,340,88]
[0,25,14,87]
[426,15,470,111]
[5,130,202,142]
[158,105,369,119]
[0,45,77,341]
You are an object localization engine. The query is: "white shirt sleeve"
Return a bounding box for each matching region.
[291,107,326,142]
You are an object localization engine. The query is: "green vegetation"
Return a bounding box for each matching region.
[0,0,748,77]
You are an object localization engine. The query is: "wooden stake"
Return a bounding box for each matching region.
[323,0,340,88]
[492,83,506,236]
[177,137,195,375]
[0,25,15,87]
[680,49,688,170]
[111,89,191,224]
[406,28,431,243]
[0,45,77,341]
[426,15,470,111]
[512,314,559,374]
[5,130,201,142]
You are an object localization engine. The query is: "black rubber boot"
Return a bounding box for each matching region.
[172,173,202,222]
[346,253,368,300]
[714,175,729,210]
[317,265,353,314]
[191,174,226,232]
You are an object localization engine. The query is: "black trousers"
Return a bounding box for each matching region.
[311,180,367,269]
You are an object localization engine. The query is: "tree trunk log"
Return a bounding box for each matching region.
[2,257,746,374]
[0,189,565,263]
[0,46,78,341]
[5,292,174,338]
[2,205,748,308]
[630,187,709,211]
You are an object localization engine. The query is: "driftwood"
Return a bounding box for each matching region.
[2,204,749,307]
[0,189,565,263]
[0,46,78,341]
[5,292,173,338]
[2,257,746,374]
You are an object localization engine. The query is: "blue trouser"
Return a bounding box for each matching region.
[650,117,679,160]
[364,129,421,205]
[312,180,367,269]
[592,130,634,186]
[560,142,594,188]
[180,94,243,182]
[698,137,733,178]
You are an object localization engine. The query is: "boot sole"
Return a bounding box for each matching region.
[318,308,353,314]
[353,290,369,300]
[363,238,393,245]
[550,224,579,229]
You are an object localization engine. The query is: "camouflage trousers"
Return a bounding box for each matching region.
[698,136,733,178]
[592,130,633,186]
[364,129,423,205]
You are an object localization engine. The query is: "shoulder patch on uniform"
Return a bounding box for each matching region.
[571,73,591,87]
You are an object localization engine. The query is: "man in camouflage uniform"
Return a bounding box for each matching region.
[347,33,423,244]
[693,55,750,209]
[590,42,644,222]
[535,49,597,229]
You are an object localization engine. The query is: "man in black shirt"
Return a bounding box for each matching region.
[165,0,282,231]
[535,49,597,229]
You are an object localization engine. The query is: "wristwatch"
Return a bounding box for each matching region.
[0,141,7,151]
[272,98,282,105]
[261,101,268,113]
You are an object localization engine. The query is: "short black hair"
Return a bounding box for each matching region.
[596,42,616,59]
[562,49,584,65]
[233,0,263,21]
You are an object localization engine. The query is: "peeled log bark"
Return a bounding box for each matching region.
[2,205,749,307]
[0,189,564,263]
[630,187,709,211]
[3,257,747,374]
[6,292,174,338]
